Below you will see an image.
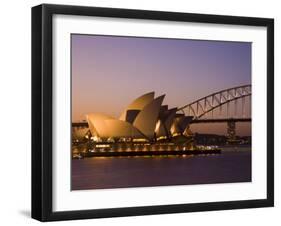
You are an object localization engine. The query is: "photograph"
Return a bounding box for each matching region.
[71,34,252,190]
[31,3,274,221]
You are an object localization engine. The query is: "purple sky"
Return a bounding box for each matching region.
[71,34,251,135]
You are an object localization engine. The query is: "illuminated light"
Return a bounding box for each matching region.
[107,137,115,143]
[96,144,110,148]
[92,136,102,142]
[154,120,161,133]
[172,133,181,137]
[133,138,148,142]
[156,136,167,141]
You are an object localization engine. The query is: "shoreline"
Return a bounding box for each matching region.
[74,149,221,159]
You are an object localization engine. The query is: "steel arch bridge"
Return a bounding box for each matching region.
[178,84,251,141]
[178,84,251,120]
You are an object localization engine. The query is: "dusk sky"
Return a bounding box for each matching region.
[71,34,251,135]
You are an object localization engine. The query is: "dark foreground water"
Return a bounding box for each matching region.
[72,148,251,190]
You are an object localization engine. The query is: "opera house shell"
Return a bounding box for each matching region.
[83,92,193,143]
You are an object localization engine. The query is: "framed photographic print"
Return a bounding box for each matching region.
[32,4,274,221]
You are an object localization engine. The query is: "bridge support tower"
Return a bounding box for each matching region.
[227,120,236,143]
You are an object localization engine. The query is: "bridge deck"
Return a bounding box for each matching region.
[72,118,251,128]
[191,118,251,124]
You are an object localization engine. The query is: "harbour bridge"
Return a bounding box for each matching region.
[178,84,251,141]
[73,84,251,141]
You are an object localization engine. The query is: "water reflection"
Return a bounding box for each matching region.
[72,146,251,190]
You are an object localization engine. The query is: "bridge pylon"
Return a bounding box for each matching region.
[227,120,236,143]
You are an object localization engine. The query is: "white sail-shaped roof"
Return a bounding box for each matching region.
[119,92,155,122]
[156,108,177,137]
[171,116,193,134]
[105,119,145,139]
[84,92,194,141]
[87,113,146,139]
[86,113,114,138]
[133,95,165,139]
[72,128,89,140]
[160,105,168,113]
[123,110,140,124]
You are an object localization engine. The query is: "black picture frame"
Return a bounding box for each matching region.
[32,3,274,222]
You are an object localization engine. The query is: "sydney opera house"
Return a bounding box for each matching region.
[72,92,194,146]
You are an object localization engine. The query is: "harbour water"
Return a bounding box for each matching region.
[72,146,251,190]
